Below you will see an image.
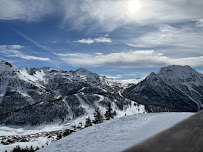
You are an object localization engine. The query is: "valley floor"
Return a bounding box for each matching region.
[38,112,194,152]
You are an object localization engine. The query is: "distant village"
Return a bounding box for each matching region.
[0,127,79,146]
[1,104,117,151]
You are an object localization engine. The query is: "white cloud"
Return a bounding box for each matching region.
[96,53,103,55]
[9,45,24,49]
[94,37,111,43]
[73,36,111,44]
[0,45,24,49]
[54,53,79,57]
[103,75,122,79]
[61,50,203,67]
[130,25,203,48]
[9,53,50,61]
[1,0,202,31]
[0,45,50,61]
[124,72,149,78]
[60,0,203,31]
[73,38,94,44]
[126,24,203,58]
[124,73,138,76]
[196,19,203,27]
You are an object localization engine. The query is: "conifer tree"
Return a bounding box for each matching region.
[56,133,62,140]
[13,145,21,152]
[29,146,35,152]
[63,129,71,137]
[93,107,103,124]
[105,103,116,120]
[35,146,40,151]
[85,116,92,127]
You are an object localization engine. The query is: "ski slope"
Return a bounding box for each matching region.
[38,112,194,152]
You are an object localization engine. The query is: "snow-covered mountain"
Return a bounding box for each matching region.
[0,61,144,125]
[1,61,202,126]
[123,65,203,112]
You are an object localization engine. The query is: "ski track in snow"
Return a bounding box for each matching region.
[38,112,194,152]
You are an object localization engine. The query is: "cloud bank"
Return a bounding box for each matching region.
[1,0,203,31]
[59,50,203,67]
[130,25,203,49]
[126,24,203,58]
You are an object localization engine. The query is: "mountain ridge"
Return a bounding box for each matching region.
[0,61,202,125]
[123,65,203,112]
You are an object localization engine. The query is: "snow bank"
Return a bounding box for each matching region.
[38,112,194,152]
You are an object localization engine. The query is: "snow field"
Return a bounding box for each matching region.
[38,112,194,152]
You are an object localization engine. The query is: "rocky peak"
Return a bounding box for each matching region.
[157,65,199,77]
[75,68,93,75]
[75,68,101,82]
[0,61,14,74]
[1,61,13,67]
[146,65,203,84]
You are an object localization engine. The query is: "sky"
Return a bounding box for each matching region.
[0,0,203,80]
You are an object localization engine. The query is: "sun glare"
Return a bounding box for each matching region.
[128,0,142,14]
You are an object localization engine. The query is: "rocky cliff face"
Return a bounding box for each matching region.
[123,65,203,112]
[0,61,144,125]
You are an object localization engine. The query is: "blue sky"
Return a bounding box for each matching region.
[0,0,203,79]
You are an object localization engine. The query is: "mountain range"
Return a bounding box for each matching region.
[0,61,202,125]
[0,61,144,125]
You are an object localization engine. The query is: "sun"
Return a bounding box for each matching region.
[128,0,142,14]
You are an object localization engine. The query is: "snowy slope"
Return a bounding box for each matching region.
[38,112,194,152]
[117,77,145,88]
